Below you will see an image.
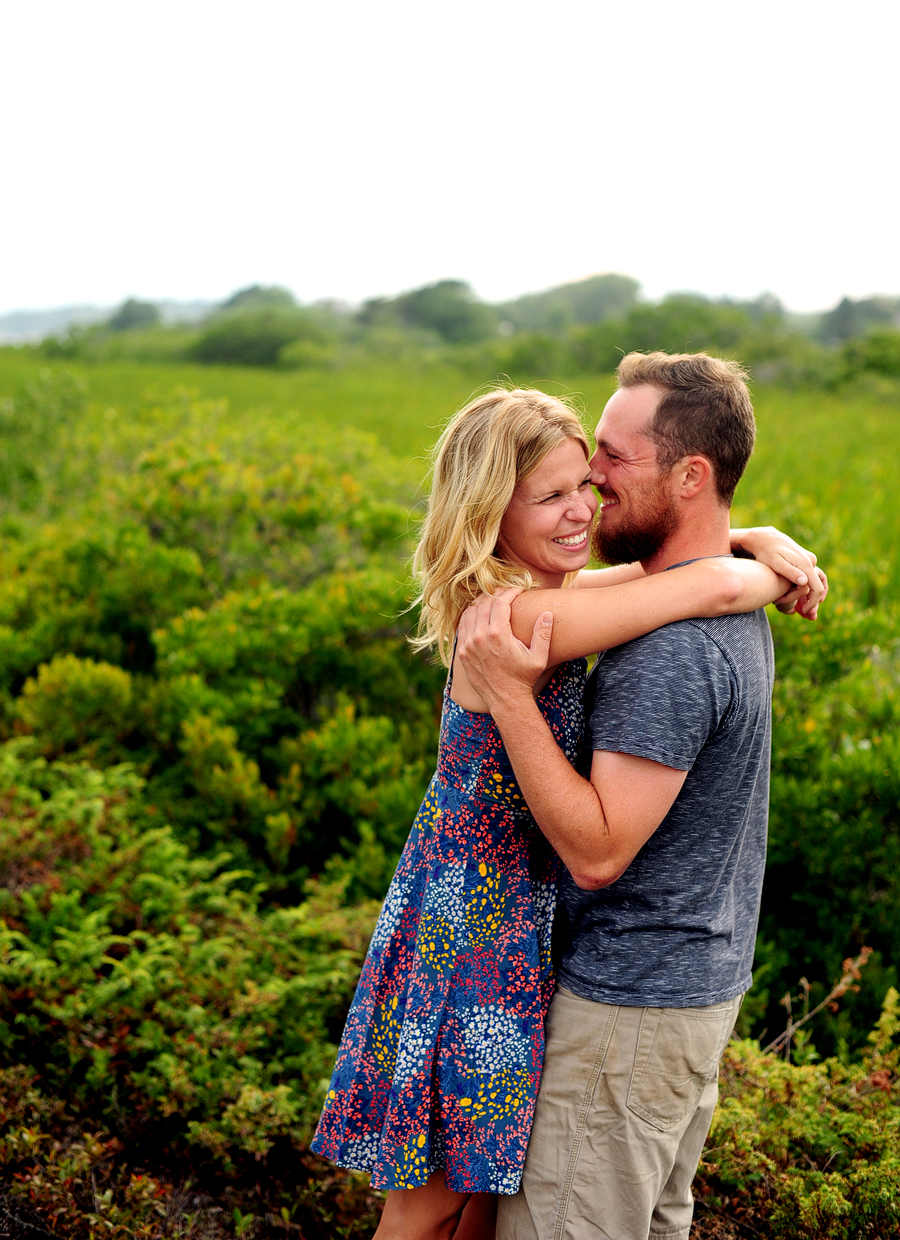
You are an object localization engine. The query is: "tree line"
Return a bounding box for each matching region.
[37,276,900,385]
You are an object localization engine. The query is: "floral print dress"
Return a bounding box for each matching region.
[311,658,586,1194]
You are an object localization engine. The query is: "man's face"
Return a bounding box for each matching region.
[589,384,679,566]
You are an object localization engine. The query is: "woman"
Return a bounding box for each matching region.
[311,388,818,1240]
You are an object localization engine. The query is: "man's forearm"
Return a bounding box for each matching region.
[486,690,623,889]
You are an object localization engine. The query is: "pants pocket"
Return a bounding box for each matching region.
[626,1003,736,1132]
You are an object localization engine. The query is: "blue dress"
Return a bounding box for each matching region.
[311,658,586,1194]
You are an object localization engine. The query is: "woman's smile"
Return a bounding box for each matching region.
[553,530,589,548]
[496,437,598,588]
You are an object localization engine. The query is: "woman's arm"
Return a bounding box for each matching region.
[573,526,823,607]
[571,564,646,589]
[730,526,827,618]
[510,557,788,666]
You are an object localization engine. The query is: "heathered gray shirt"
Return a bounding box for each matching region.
[556,607,774,1008]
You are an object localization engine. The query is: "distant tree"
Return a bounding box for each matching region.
[191,307,331,367]
[744,292,786,323]
[359,280,497,344]
[498,273,640,334]
[572,293,757,371]
[220,285,298,313]
[106,298,160,332]
[819,296,900,345]
[356,296,396,329]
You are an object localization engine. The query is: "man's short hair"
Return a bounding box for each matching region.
[617,352,756,505]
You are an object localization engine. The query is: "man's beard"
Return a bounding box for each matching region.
[591,485,679,566]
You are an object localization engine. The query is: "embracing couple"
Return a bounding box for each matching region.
[312,352,826,1240]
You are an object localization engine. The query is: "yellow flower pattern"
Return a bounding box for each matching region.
[460,1066,531,1123]
[370,994,402,1072]
[417,909,457,974]
[392,1132,431,1188]
[464,862,509,950]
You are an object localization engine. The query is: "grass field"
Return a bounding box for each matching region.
[2,349,896,602]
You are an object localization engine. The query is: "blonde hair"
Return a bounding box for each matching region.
[412,387,590,666]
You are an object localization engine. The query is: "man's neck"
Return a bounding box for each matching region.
[640,509,732,576]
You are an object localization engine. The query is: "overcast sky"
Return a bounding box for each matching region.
[3,0,897,315]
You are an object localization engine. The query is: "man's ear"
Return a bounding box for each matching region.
[674,455,713,498]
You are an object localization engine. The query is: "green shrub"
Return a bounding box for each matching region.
[0,524,205,679]
[695,990,900,1239]
[841,328,900,380]
[16,654,135,761]
[191,309,333,368]
[0,745,377,1166]
[115,439,413,591]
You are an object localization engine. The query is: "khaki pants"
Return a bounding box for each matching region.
[497,987,742,1240]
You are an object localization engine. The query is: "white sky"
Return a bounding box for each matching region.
[2,0,898,315]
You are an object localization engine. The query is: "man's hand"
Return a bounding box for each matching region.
[456,587,555,708]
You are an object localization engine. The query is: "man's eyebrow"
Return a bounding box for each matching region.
[597,431,623,454]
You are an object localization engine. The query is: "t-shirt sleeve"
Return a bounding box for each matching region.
[588,623,735,771]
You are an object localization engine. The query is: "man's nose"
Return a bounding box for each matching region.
[589,452,606,486]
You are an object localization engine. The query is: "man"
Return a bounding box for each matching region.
[457,352,821,1240]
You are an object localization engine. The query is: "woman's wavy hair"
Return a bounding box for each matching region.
[411,387,590,666]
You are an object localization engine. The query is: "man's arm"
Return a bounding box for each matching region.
[456,591,687,889]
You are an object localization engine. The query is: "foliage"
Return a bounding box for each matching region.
[0,759,383,1236]
[694,989,900,1239]
[818,295,900,345]
[220,286,298,313]
[0,408,443,895]
[24,274,900,387]
[840,327,900,380]
[0,352,898,1233]
[746,603,900,1054]
[191,308,336,368]
[0,368,88,508]
[16,654,136,762]
[0,748,381,1210]
[107,299,162,332]
[496,272,640,333]
[360,279,498,344]
[570,293,789,371]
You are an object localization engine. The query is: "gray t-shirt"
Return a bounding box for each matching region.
[556,607,774,1007]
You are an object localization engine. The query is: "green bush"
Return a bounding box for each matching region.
[0,745,377,1159]
[191,309,334,368]
[695,991,900,1239]
[841,328,900,380]
[115,439,413,590]
[0,524,205,680]
[752,603,900,1053]
[16,654,136,761]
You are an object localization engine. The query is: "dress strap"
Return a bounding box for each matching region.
[447,634,458,689]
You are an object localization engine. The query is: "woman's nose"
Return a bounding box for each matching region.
[566,494,596,521]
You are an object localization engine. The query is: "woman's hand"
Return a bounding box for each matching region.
[457,587,554,707]
[730,526,828,619]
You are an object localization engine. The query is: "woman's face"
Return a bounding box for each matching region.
[496,437,597,589]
